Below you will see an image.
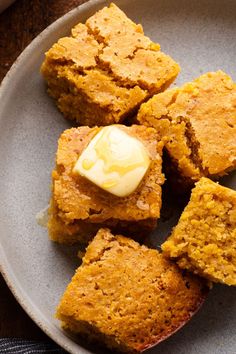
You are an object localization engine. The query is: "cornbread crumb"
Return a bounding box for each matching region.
[41,3,180,126]
[57,228,208,353]
[137,71,236,187]
[162,178,236,286]
[48,125,164,244]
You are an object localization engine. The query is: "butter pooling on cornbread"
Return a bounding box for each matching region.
[137,71,236,185]
[48,125,164,243]
[41,3,180,126]
[162,178,236,286]
[73,125,150,197]
[56,228,208,353]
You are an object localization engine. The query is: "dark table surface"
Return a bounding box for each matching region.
[0,0,87,340]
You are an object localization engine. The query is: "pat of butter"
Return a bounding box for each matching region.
[73,126,150,197]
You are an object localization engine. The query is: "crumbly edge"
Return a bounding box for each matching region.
[137,88,204,185]
[48,196,157,245]
[176,253,236,286]
[162,178,236,285]
[41,62,147,125]
[47,198,97,244]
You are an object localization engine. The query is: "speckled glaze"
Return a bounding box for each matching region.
[0,1,236,353]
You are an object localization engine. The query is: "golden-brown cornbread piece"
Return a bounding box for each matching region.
[57,228,208,353]
[137,71,236,186]
[162,178,236,286]
[41,3,180,126]
[48,125,164,244]
[48,197,157,244]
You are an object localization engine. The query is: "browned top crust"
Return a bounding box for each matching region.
[41,3,180,125]
[137,71,236,179]
[85,4,179,93]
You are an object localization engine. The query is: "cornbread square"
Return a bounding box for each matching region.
[41,3,180,126]
[137,71,236,186]
[57,228,207,353]
[162,178,236,286]
[48,125,164,244]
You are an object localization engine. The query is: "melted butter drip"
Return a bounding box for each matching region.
[102,180,118,189]
[82,159,95,170]
[94,128,149,176]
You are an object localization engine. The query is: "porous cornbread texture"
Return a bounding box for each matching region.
[162,178,236,286]
[41,3,180,126]
[57,228,207,353]
[137,71,236,186]
[48,125,164,244]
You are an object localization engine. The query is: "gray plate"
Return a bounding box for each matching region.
[0,0,236,353]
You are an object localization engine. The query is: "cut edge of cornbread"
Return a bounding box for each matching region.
[137,87,203,185]
[162,178,236,286]
[48,197,158,245]
[137,70,236,189]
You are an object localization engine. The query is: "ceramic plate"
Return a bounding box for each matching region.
[0,0,236,353]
